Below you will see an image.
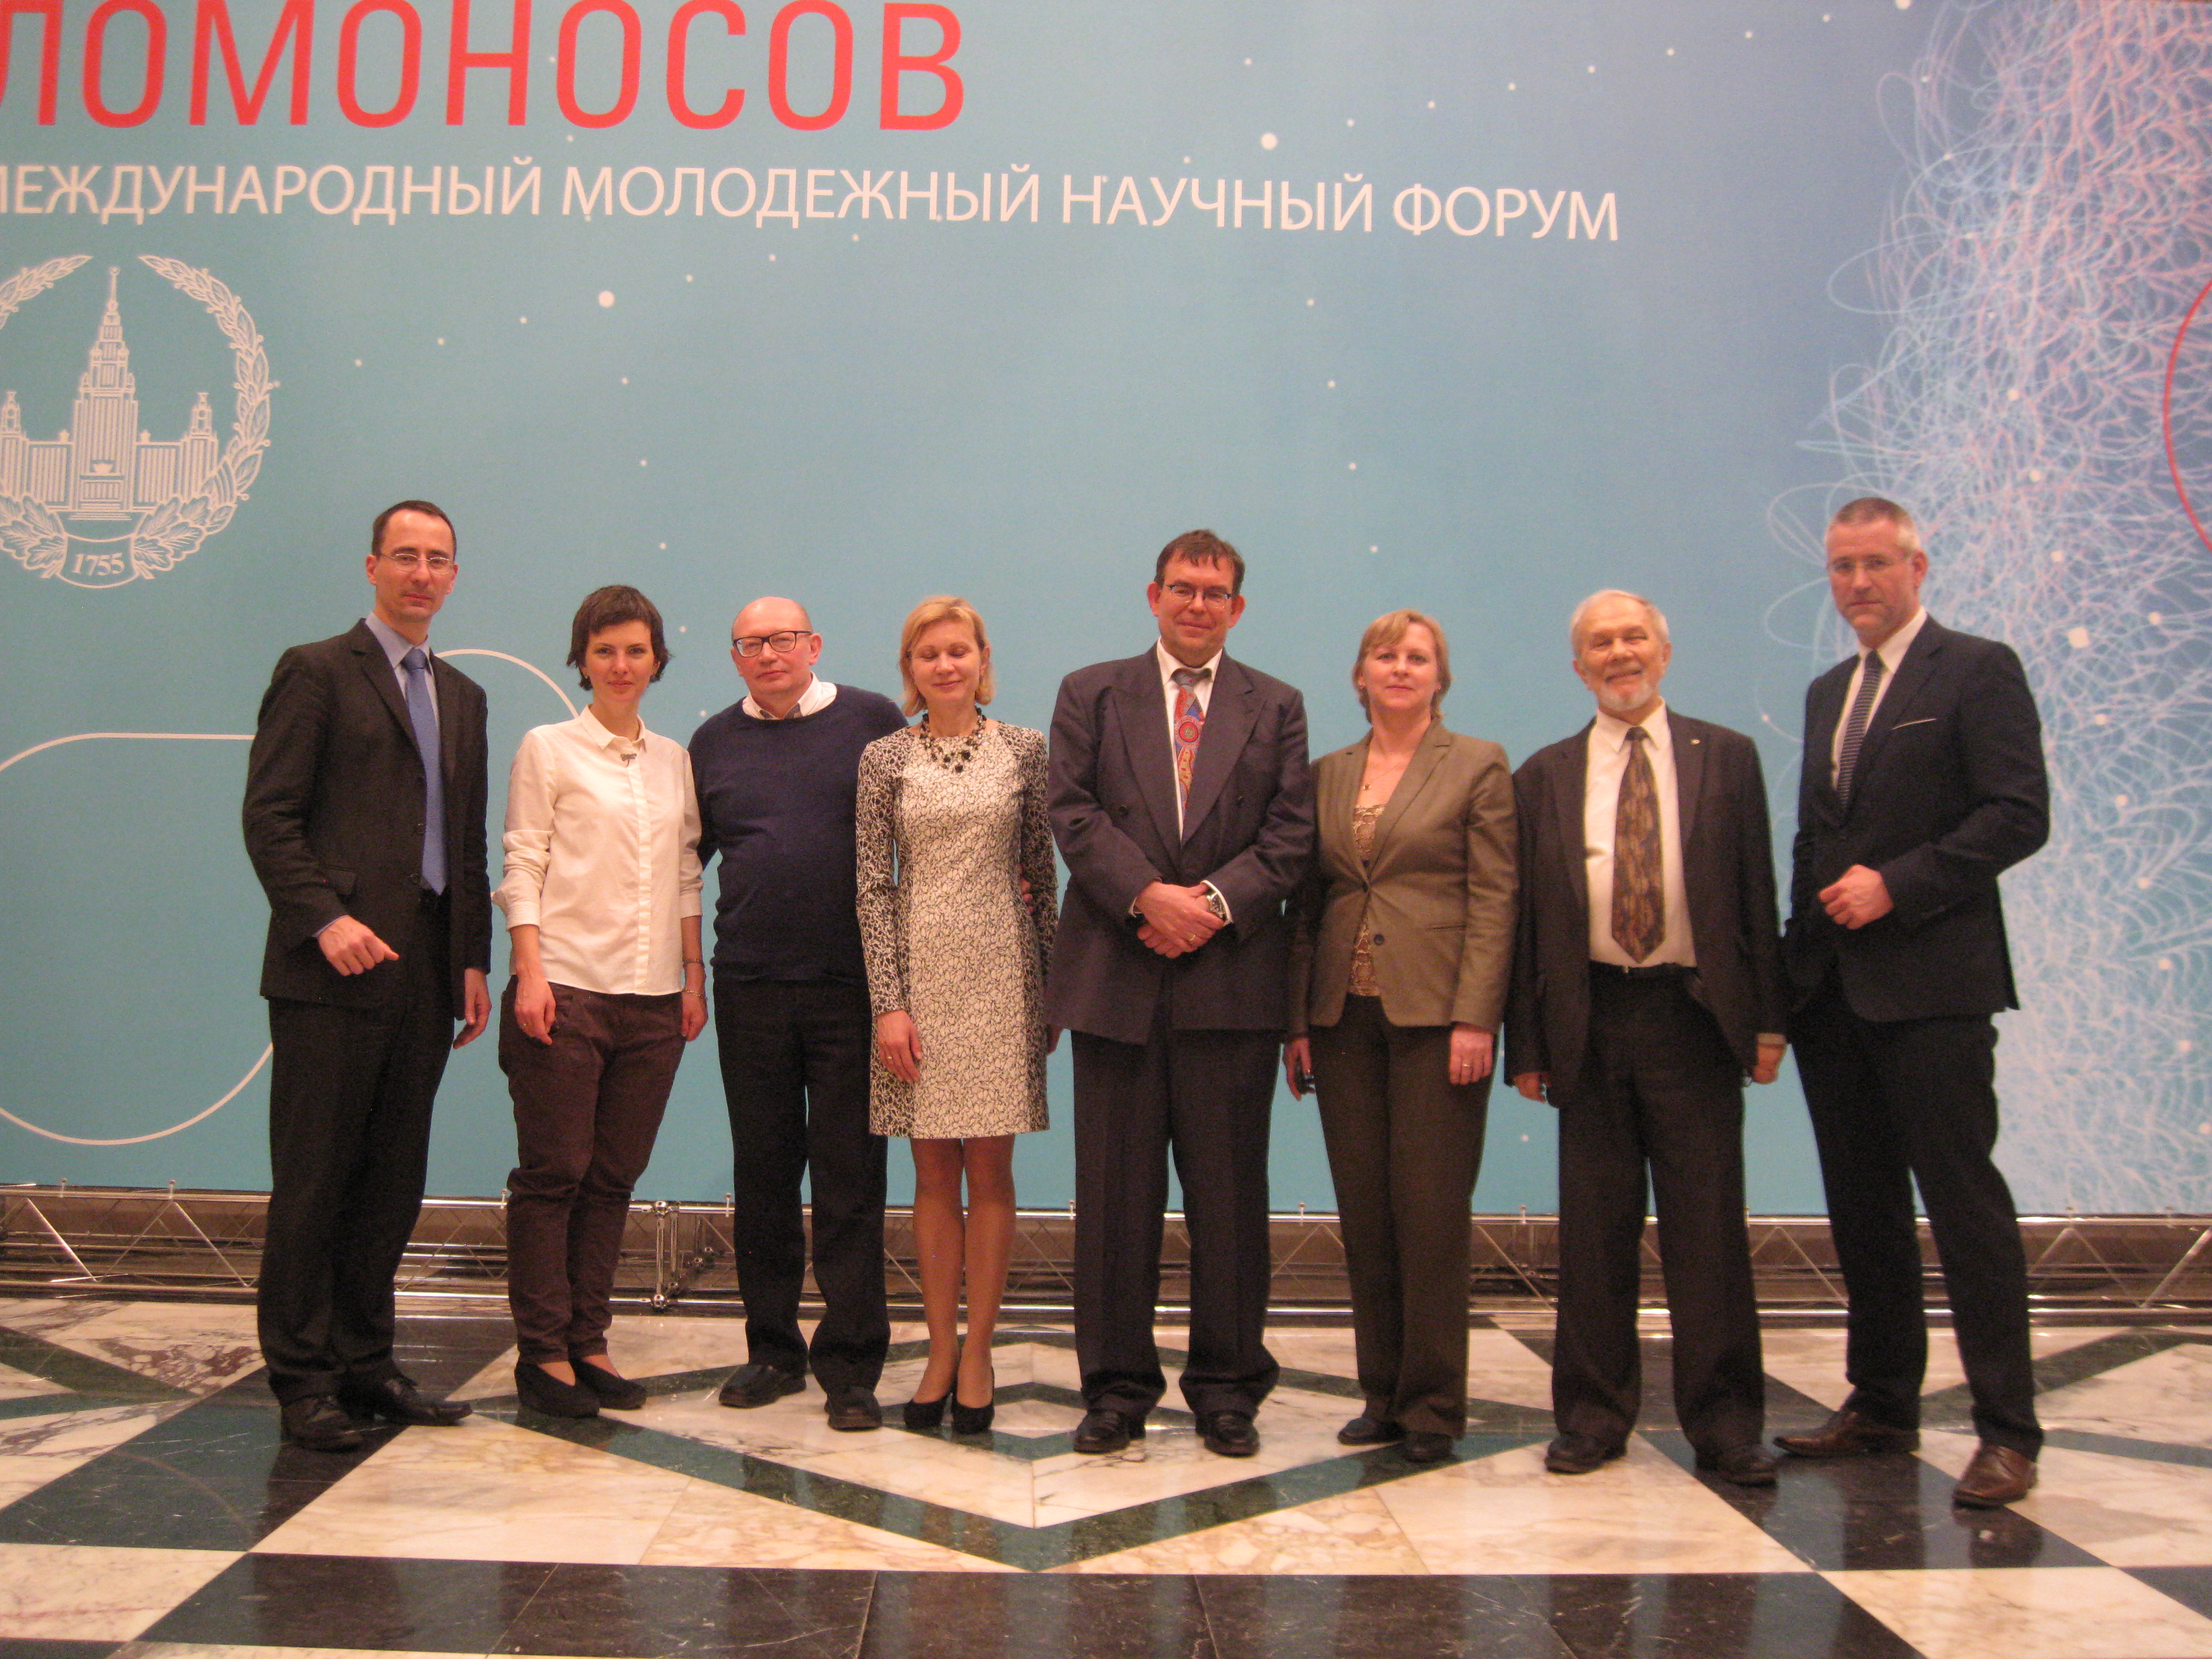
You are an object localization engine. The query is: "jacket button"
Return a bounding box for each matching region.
[1373,932,1386,945]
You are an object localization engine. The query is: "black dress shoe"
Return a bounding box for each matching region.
[1773,1407,1919,1458]
[1197,1411,1259,1458]
[1953,1442,2037,1508]
[571,1361,649,1411]
[1697,1444,1780,1487]
[280,1395,366,1452]
[1544,1434,1626,1475]
[341,1376,472,1426]
[718,1363,806,1409]
[1402,1431,1455,1465]
[825,1386,883,1431]
[903,1392,949,1431]
[1337,1415,1404,1446]
[1072,1407,1144,1454]
[514,1361,598,1419]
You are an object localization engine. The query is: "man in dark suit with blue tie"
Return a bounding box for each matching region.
[1780,497,2050,1508]
[1046,529,1314,1458]
[243,500,492,1451]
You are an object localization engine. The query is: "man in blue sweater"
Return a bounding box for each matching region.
[691,596,906,1429]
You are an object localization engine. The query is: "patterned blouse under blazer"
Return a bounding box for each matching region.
[1288,721,1519,1035]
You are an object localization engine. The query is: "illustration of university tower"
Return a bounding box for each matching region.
[0,268,216,519]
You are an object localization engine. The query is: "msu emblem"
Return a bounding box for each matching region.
[0,255,273,589]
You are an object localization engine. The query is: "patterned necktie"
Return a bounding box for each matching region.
[1834,650,1885,802]
[401,647,447,894]
[1171,666,1210,807]
[1611,724,1663,963]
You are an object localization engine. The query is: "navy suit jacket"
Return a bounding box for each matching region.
[1505,712,1786,1099]
[242,620,492,1016]
[1045,649,1314,1045]
[1786,616,2047,1023]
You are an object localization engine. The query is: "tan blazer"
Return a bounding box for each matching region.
[1289,722,1517,1034]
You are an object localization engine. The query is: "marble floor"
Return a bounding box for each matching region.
[0,1298,2206,1657]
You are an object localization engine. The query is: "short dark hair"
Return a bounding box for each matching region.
[371,499,456,560]
[1830,495,1923,554]
[1154,528,1246,594]
[567,585,671,689]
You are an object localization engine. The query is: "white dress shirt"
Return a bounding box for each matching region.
[495,707,703,996]
[1583,704,1695,969]
[1828,607,1928,785]
[743,674,839,722]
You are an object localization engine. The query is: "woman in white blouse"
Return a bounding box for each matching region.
[495,586,706,1418]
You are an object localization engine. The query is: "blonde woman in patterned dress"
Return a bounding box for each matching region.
[856,597,1058,1435]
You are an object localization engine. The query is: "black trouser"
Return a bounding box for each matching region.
[501,983,686,1366]
[1071,1005,1280,1420]
[1792,976,2041,1457]
[1311,994,1488,1437]
[1550,966,1764,1457]
[259,893,452,1405]
[712,974,888,1391]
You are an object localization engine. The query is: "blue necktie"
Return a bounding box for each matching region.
[401,647,447,894]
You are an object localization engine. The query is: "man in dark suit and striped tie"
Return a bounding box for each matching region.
[1780,497,2051,1508]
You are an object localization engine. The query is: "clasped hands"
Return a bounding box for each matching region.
[1135,881,1223,958]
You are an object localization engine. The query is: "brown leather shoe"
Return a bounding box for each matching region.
[1953,1442,2037,1508]
[1773,1407,1919,1458]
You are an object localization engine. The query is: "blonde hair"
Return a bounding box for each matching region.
[1353,609,1452,716]
[897,596,995,715]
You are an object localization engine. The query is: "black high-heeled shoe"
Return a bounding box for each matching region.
[514,1361,598,1419]
[950,1368,995,1434]
[903,1391,949,1431]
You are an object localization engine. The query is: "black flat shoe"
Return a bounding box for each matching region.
[514,1361,599,1419]
[903,1392,949,1431]
[280,1395,366,1452]
[571,1361,648,1411]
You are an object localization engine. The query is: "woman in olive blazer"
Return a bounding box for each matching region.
[1286,609,1516,1463]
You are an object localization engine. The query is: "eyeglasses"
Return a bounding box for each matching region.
[1164,582,1235,611]
[732,630,810,657]
[379,551,455,574]
[1827,556,1905,579]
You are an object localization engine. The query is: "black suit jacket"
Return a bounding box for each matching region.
[1787,616,2047,1023]
[1045,649,1314,1045]
[242,620,492,1017]
[1505,712,1786,1099]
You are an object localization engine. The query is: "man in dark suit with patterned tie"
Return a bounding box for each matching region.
[1779,497,2049,1509]
[1046,529,1314,1458]
[1507,590,1788,1487]
[242,500,492,1451]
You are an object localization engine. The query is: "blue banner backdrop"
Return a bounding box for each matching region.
[2,0,2208,1214]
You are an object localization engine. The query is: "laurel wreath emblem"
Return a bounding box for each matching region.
[0,254,274,586]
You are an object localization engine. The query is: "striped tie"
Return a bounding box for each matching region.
[1834,651,1885,802]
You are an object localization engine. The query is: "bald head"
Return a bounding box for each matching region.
[733,596,812,637]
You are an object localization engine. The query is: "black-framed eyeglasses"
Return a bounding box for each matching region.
[1164,581,1235,611]
[732,630,809,657]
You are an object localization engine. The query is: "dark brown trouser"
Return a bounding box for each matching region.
[500,981,685,1366]
[1310,994,1489,1437]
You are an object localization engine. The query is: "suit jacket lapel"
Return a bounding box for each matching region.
[1673,717,1707,851]
[1555,726,1592,921]
[1804,662,1850,817]
[1114,653,1182,858]
[1371,721,1451,857]
[1845,620,1944,801]
[432,650,462,786]
[353,624,414,743]
[1182,660,1256,842]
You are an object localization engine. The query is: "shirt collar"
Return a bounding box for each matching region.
[742,675,839,722]
[1592,701,1671,756]
[576,705,648,749]
[1155,641,1223,686]
[1863,606,1929,675]
[363,612,424,668]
